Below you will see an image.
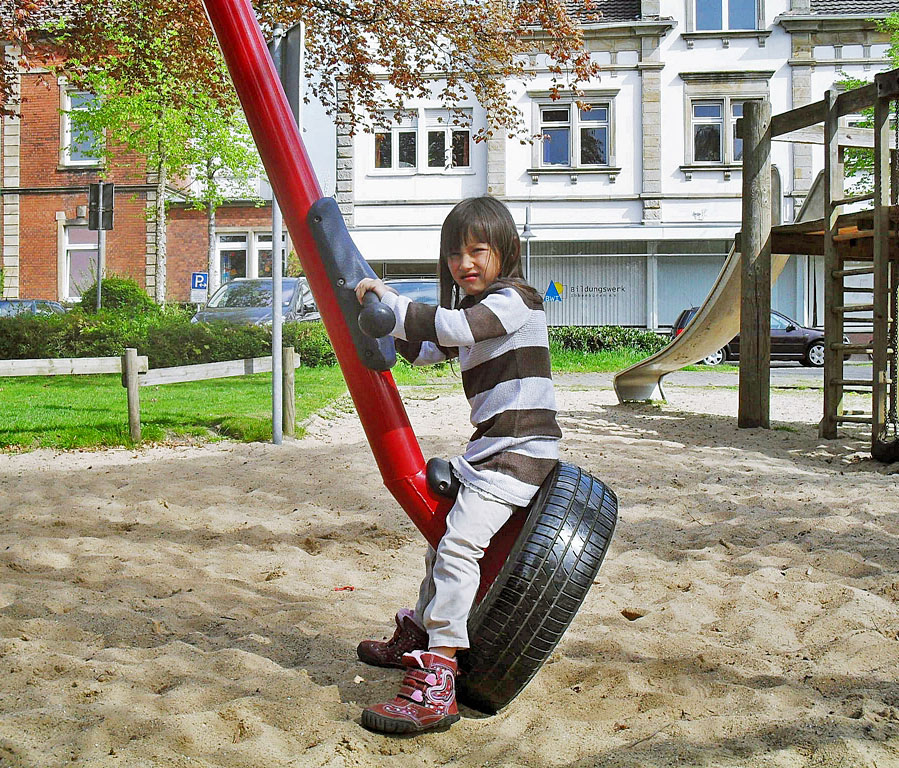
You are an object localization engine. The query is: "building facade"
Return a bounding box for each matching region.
[338,0,897,329]
[0,55,276,304]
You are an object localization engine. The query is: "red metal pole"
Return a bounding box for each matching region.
[201,0,522,594]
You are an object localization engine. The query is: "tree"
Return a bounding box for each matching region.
[3,0,600,137]
[183,94,265,293]
[3,0,600,298]
[67,70,196,304]
[837,13,899,194]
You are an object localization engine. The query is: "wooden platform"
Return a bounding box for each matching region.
[736,206,899,259]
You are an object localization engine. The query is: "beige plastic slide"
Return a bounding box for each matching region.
[614,172,825,402]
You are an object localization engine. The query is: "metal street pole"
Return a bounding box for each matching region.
[270,23,285,444]
[97,228,106,309]
[521,205,534,283]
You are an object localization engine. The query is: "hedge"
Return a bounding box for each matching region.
[0,311,337,369]
[0,307,665,369]
[548,325,667,355]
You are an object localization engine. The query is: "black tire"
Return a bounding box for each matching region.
[804,340,825,367]
[457,462,618,714]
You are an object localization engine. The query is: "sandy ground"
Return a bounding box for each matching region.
[0,374,897,768]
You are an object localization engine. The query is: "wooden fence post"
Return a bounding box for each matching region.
[123,347,141,442]
[282,346,296,437]
[738,99,772,429]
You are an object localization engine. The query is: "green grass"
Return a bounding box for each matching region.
[0,347,736,452]
[548,346,739,374]
[0,368,349,451]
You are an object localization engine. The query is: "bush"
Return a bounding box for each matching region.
[548,325,667,355]
[78,275,160,315]
[0,312,662,369]
[0,309,336,369]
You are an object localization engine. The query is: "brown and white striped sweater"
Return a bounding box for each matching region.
[381,280,561,507]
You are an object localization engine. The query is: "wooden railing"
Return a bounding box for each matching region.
[1,348,299,444]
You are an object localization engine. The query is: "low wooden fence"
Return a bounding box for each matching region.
[0,348,299,443]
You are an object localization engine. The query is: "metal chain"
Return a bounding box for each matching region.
[883,99,899,437]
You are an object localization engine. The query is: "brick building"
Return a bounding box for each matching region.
[1,60,274,304]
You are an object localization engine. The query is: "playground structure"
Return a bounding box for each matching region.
[615,71,899,462]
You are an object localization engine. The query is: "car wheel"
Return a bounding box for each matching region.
[701,348,726,366]
[804,340,825,367]
[457,462,618,714]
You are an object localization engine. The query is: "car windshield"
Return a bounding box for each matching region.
[386,280,439,306]
[0,301,30,317]
[206,280,295,309]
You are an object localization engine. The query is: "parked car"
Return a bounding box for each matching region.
[670,307,839,367]
[0,299,67,317]
[384,278,439,306]
[191,278,318,325]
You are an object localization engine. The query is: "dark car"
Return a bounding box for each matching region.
[384,278,439,306]
[0,299,67,317]
[191,277,318,325]
[671,307,834,367]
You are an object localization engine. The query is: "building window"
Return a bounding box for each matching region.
[426,110,471,170]
[374,113,417,171]
[695,0,757,30]
[372,109,473,173]
[256,232,288,277]
[65,226,98,299]
[218,233,248,283]
[691,98,745,164]
[62,90,101,165]
[539,102,611,169]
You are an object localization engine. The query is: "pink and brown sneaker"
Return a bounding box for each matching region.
[361,651,461,734]
[357,609,428,669]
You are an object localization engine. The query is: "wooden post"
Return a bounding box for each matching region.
[738,99,772,429]
[282,346,296,438]
[819,89,845,438]
[123,347,141,442]
[871,89,890,448]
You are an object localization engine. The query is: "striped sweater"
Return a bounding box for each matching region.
[380,280,561,507]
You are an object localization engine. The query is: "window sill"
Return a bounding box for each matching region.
[681,163,743,180]
[682,30,772,48]
[367,169,476,178]
[527,166,622,184]
[57,163,104,172]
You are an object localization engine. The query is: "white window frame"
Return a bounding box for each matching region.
[693,0,758,31]
[527,90,620,184]
[424,109,472,172]
[64,225,99,300]
[537,102,613,169]
[60,87,102,167]
[369,108,475,176]
[689,96,746,166]
[372,112,419,174]
[216,229,290,282]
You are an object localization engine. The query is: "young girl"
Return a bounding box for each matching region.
[354,196,561,734]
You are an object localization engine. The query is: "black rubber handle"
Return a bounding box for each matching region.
[358,292,396,339]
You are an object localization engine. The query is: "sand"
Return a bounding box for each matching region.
[0,374,897,768]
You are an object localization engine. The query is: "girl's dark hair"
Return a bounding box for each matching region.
[438,196,536,308]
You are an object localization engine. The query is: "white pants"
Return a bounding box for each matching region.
[413,485,515,649]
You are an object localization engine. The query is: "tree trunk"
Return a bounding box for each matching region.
[154,152,168,305]
[206,159,220,293]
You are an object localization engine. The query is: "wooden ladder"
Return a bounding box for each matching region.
[819,77,899,453]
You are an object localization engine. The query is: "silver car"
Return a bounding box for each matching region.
[191,278,318,325]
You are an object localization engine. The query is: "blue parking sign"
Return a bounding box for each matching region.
[191,272,209,291]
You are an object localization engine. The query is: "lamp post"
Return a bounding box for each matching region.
[521,205,535,283]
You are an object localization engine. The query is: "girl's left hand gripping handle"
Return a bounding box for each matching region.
[306,198,396,370]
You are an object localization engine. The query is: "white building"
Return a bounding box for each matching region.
[321,0,898,329]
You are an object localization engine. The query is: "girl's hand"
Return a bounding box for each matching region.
[355,278,391,304]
